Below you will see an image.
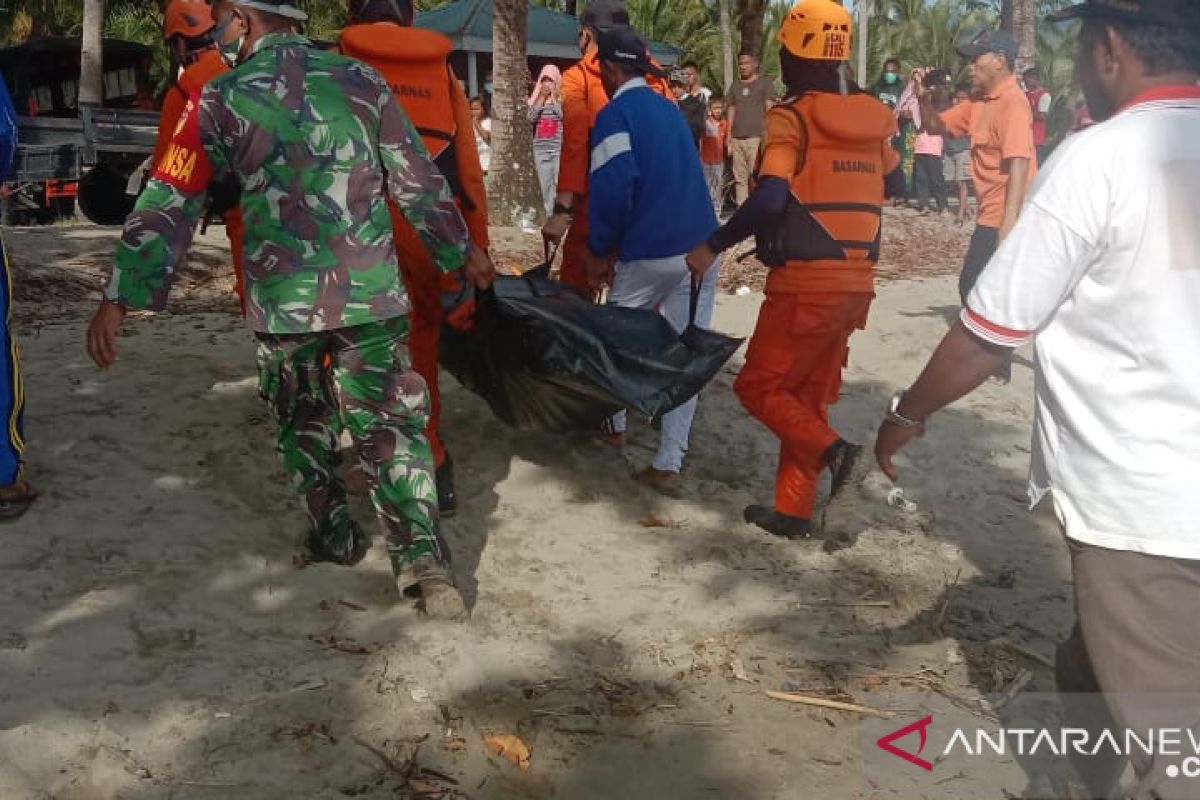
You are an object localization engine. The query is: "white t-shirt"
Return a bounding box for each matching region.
[475,117,491,172]
[961,87,1200,559]
[1036,92,1052,114]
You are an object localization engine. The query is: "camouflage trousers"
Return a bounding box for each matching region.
[255,317,449,583]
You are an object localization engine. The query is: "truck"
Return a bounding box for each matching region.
[0,36,161,226]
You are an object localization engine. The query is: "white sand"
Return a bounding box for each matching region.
[0,226,1074,799]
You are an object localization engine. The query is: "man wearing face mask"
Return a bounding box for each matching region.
[86,0,495,620]
[875,0,1200,796]
[871,57,903,110]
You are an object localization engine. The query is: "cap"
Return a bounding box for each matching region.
[580,0,630,30]
[777,0,853,61]
[956,29,1018,61]
[1047,0,1197,26]
[596,27,666,77]
[231,0,309,21]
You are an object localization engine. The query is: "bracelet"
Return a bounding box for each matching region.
[885,391,924,428]
[552,202,574,217]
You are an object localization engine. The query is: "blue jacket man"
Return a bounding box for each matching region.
[0,75,35,519]
[583,26,720,484]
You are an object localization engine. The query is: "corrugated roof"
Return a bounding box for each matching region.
[416,0,679,63]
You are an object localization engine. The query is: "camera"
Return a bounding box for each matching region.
[922,68,951,90]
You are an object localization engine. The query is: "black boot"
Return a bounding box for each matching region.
[744,504,813,540]
[436,458,457,518]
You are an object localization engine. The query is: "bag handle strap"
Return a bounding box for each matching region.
[689,276,701,327]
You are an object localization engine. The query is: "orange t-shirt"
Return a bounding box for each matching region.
[756,96,899,295]
[939,74,1036,228]
[700,118,727,164]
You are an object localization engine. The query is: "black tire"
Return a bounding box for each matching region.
[77,165,136,226]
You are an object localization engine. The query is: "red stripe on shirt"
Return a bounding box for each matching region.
[961,307,1032,348]
[1120,85,1200,113]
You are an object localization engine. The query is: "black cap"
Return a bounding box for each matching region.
[580,0,630,30]
[1047,0,1196,26]
[957,28,1018,61]
[596,27,665,78]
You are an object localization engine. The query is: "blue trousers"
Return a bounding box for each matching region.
[0,232,24,485]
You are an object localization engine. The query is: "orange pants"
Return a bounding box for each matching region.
[734,292,872,518]
[396,243,451,469]
[559,196,590,292]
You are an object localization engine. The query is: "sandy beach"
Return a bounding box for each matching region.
[0,217,1075,799]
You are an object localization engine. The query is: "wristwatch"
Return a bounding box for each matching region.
[552,201,575,218]
[885,392,924,428]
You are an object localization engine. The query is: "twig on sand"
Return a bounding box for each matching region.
[173,780,237,788]
[351,735,412,779]
[989,637,1056,671]
[989,668,1034,712]
[793,600,892,608]
[934,568,963,635]
[765,691,894,719]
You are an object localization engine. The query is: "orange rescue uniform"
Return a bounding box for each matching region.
[556,51,672,290]
[339,23,489,469]
[153,49,246,308]
[734,93,898,518]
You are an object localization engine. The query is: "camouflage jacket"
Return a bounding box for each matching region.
[106,33,469,334]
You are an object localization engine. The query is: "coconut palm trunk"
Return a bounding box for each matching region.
[79,0,105,106]
[1002,0,1037,75]
[489,0,543,225]
[719,0,734,90]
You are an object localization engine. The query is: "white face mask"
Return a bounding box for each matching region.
[214,12,247,67]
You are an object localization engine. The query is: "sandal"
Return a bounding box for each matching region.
[0,481,38,521]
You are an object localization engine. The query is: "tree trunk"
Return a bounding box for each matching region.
[1001,0,1037,75]
[564,0,578,16]
[719,0,734,91]
[79,0,105,106]
[856,0,870,87]
[488,0,543,226]
[736,0,768,59]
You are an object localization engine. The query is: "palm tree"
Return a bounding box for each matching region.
[1002,0,1037,75]
[489,0,543,224]
[735,0,768,58]
[868,0,995,82]
[79,0,104,106]
[718,0,733,89]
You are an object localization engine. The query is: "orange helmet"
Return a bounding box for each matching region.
[164,0,216,40]
[778,0,853,61]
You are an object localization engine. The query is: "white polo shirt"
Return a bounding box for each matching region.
[961,86,1200,559]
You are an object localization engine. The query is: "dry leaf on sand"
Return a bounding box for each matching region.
[485,733,532,769]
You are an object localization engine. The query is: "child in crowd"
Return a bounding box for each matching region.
[912,88,947,213]
[699,98,728,217]
[470,95,491,174]
[942,85,973,224]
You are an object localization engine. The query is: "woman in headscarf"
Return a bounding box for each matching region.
[527,64,564,215]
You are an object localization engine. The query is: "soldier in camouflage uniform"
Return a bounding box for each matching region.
[87,0,494,619]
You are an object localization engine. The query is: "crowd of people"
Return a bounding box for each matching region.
[0,0,1193,794]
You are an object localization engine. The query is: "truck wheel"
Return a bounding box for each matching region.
[78,165,136,226]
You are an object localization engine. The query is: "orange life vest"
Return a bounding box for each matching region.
[339,23,467,200]
[757,92,897,273]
